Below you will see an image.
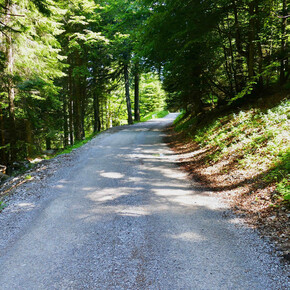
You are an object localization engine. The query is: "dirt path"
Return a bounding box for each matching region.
[0,114,288,289]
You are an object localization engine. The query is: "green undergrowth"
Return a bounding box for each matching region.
[53,132,100,157]
[140,110,169,122]
[0,201,7,211]
[176,99,290,202]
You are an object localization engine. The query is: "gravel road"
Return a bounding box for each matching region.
[0,113,288,289]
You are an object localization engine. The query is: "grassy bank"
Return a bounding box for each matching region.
[171,97,289,256]
[53,132,100,157]
[175,99,290,203]
[140,110,169,122]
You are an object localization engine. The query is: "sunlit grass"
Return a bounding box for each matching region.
[140,110,169,122]
[176,99,290,202]
[0,201,7,211]
[53,132,100,157]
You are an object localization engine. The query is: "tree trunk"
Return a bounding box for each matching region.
[73,76,82,142]
[280,0,288,84]
[247,1,256,79]
[226,16,239,93]
[63,94,69,148]
[68,62,74,146]
[255,1,263,89]
[0,105,6,165]
[101,98,104,131]
[81,77,86,139]
[222,44,234,97]
[233,0,246,57]
[25,119,33,157]
[106,98,112,129]
[93,93,101,132]
[69,96,74,146]
[73,82,82,141]
[46,137,51,150]
[134,64,140,122]
[73,53,83,142]
[5,1,17,164]
[124,64,133,125]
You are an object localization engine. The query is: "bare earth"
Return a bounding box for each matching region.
[0,114,289,289]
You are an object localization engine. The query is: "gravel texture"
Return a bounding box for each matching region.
[0,113,289,289]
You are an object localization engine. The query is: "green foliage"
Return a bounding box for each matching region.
[139,0,289,112]
[0,201,7,211]
[55,132,100,156]
[173,110,186,125]
[139,73,166,115]
[276,179,290,201]
[177,99,290,202]
[156,110,169,118]
[140,110,169,122]
[174,112,197,134]
[0,0,166,171]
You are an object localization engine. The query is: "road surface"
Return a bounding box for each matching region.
[0,114,288,289]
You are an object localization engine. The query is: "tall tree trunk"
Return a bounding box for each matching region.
[219,21,234,97]
[134,64,140,122]
[73,54,83,142]
[4,1,16,166]
[73,80,82,141]
[46,137,51,150]
[81,77,86,139]
[101,98,104,131]
[226,16,239,93]
[69,97,74,146]
[124,64,133,125]
[93,93,101,132]
[280,0,288,84]
[63,94,69,148]
[25,119,33,157]
[247,1,256,79]
[233,0,246,57]
[106,98,110,129]
[6,37,16,163]
[222,44,234,97]
[68,61,74,146]
[0,105,6,165]
[232,0,247,89]
[255,1,263,89]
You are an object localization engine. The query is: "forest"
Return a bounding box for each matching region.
[0,0,288,174]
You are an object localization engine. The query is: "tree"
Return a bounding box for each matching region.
[139,0,289,112]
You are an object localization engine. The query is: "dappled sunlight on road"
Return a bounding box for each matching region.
[118,207,150,217]
[169,231,206,242]
[86,187,135,203]
[99,172,125,179]
[0,114,284,290]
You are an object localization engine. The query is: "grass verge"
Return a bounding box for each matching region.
[140,110,169,122]
[175,99,290,203]
[53,132,100,157]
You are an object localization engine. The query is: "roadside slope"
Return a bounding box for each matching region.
[170,98,290,260]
